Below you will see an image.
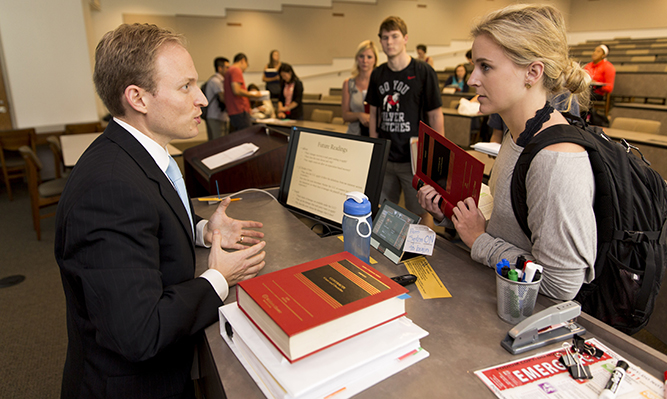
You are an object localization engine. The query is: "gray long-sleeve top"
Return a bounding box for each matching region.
[470,127,596,300]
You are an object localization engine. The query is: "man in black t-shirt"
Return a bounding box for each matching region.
[367,16,443,225]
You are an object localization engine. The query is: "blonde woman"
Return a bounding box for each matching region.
[263,50,282,99]
[418,4,594,300]
[341,40,378,136]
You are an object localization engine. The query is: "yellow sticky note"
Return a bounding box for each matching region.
[337,235,378,264]
[403,256,451,299]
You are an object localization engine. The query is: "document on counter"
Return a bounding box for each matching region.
[471,142,501,157]
[479,183,494,221]
[403,256,451,299]
[404,225,435,256]
[474,338,664,399]
[201,143,259,170]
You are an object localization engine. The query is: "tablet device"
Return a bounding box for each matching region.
[371,201,421,264]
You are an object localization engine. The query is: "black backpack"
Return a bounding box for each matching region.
[200,77,226,120]
[510,114,667,335]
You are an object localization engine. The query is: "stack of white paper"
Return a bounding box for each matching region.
[252,90,271,102]
[471,142,501,157]
[219,302,429,399]
[201,143,259,169]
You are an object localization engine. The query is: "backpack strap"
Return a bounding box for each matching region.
[510,125,594,240]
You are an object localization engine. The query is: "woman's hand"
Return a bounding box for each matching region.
[358,113,370,127]
[451,197,486,248]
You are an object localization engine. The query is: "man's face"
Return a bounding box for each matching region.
[219,61,230,75]
[379,29,408,59]
[591,46,606,63]
[239,59,248,72]
[143,42,206,144]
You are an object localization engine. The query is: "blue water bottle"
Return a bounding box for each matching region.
[343,191,372,264]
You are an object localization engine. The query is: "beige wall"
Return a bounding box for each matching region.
[122,0,575,77]
[570,0,667,32]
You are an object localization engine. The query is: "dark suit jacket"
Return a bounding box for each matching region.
[55,120,223,399]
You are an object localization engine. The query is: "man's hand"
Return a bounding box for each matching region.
[204,198,264,249]
[417,185,445,223]
[208,230,266,286]
[451,197,486,248]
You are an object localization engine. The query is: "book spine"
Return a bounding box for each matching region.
[412,176,455,218]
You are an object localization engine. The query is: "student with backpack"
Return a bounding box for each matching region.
[418,4,596,301]
[419,4,667,335]
[202,57,229,140]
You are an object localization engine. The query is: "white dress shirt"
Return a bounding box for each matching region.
[114,117,229,300]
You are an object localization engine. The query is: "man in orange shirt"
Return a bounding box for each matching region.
[223,53,262,132]
[584,44,616,101]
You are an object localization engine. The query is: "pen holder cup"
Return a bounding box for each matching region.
[496,274,541,324]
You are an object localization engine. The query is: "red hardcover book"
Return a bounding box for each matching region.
[412,121,484,219]
[236,252,408,363]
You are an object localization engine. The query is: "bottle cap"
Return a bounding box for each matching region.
[344,191,370,215]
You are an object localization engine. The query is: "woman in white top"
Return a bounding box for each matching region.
[263,50,282,99]
[418,4,596,300]
[341,40,378,136]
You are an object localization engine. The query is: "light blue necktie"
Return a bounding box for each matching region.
[166,156,194,237]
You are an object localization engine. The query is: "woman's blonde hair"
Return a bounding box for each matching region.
[471,4,590,110]
[351,40,379,78]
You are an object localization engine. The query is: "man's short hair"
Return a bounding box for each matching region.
[93,23,185,117]
[214,57,229,72]
[233,53,247,64]
[378,16,408,37]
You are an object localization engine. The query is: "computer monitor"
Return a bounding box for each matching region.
[278,126,390,231]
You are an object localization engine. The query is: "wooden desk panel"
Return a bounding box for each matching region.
[183,125,289,198]
[193,191,667,398]
[60,132,181,167]
[442,107,484,149]
[604,127,667,179]
[610,104,667,136]
[302,100,342,121]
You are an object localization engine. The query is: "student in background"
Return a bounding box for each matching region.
[418,4,595,300]
[277,63,304,120]
[341,40,378,136]
[584,44,616,101]
[248,83,275,120]
[224,53,263,132]
[464,48,474,74]
[203,56,230,140]
[263,49,282,99]
[367,16,443,228]
[444,63,469,92]
[416,44,434,67]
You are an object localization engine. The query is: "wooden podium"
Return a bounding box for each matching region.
[184,125,289,197]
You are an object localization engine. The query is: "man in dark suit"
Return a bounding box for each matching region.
[55,24,266,398]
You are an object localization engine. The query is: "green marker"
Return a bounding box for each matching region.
[508,269,519,281]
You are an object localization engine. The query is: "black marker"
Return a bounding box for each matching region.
[391,274,417,286]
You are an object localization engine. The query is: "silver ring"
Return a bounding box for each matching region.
[240,236,244,243]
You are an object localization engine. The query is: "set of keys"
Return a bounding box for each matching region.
[559,335,605,380]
